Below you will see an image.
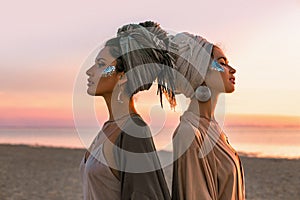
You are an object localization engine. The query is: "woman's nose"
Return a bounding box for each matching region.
[86,65,94,76]
[229,65,236,74]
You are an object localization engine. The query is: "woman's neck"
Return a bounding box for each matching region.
[103,93,137,121]
[187,92,219,121]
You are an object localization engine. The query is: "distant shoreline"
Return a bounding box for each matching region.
[0,143,299,160]
[0,142,85,150]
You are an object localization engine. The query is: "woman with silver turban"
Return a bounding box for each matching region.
[170,32,245,200]
[81,22,174,200]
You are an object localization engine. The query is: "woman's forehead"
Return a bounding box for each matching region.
[96,46,114,62]
[213,47,227,60]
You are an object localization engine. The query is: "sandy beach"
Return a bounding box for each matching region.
[0,144,299,200]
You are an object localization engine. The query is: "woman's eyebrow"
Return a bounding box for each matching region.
[96,57,106,62]
[217,57,228,62]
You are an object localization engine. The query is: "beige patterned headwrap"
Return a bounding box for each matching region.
[169,32,213,98]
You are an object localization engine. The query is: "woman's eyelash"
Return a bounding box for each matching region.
[98,63,105,67]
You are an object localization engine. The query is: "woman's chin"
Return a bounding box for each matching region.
[87,89,96,96]
[226,87,235,93]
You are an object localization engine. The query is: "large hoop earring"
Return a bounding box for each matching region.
[195,84,211,102]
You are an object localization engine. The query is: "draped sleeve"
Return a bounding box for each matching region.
[114,115,171,200]
[172,121,218,200]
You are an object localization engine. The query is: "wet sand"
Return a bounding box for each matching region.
[0,144,299,200]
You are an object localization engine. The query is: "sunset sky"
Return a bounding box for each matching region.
[1,0,300,127]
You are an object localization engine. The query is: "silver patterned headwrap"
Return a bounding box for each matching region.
[169,32,213,98]
[116,24,176,107]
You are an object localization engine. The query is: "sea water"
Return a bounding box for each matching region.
[0,126,299,159]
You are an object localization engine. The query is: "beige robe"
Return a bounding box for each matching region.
[172,111,245,200]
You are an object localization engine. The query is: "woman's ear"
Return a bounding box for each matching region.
[118,72,127,85]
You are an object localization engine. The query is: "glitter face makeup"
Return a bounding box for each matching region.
[101,65,116,77]
[210,60,225,72]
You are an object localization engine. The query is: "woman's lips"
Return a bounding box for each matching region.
[229,77,235,84]
[87,79,94,86]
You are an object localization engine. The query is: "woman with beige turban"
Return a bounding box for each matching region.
[170,33,245,200]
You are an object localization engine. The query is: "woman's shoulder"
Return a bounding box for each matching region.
[115,114,154,152]
[173,120,197,138]
[172,120,197,148]
[127,113,147,126]
[121,113,150,137]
